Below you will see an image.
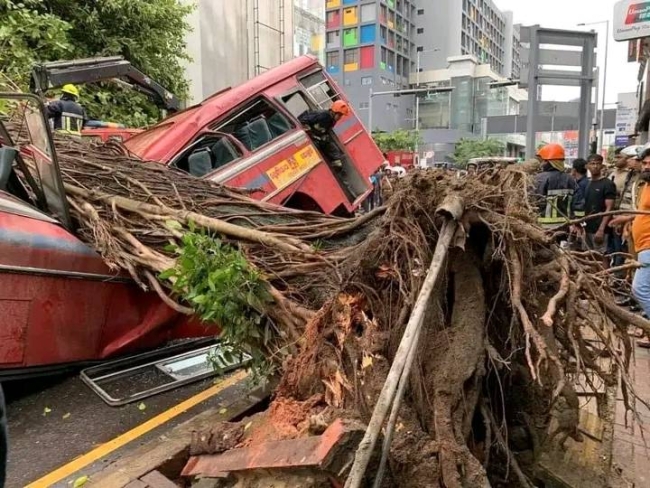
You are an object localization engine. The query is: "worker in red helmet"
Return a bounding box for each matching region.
[298,100,351,170]
[535,143,580,230]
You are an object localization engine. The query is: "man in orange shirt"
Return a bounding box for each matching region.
[612,148,650,318]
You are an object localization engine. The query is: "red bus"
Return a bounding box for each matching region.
[125,56,383,216]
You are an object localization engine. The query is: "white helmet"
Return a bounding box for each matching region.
[622,145,643,158]
[639,143,650,160]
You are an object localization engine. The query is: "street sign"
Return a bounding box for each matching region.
[615,105,639,135]
[616,135,630,147]
[614,0,650,42]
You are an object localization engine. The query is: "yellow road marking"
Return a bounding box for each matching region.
[26,369,248,488]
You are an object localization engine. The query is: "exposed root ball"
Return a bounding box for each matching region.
[9,127,646,487]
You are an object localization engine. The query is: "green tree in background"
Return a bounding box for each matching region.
[450,138,505,167]
[0,0,193,126]
[372,129,422,153]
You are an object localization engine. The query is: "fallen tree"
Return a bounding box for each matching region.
[15,131,650,486]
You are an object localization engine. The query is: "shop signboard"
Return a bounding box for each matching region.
[614,0,650,41]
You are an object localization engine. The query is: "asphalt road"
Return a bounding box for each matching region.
[4,370,250,488]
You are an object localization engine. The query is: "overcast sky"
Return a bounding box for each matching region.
[495,0,638,104]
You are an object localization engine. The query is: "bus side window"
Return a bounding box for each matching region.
[215,98,294,151]
[175,135,242,177]
[282,92,311,119]
[299,71,339,109]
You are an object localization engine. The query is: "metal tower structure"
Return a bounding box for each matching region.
[520,26,597,159]
[252,0,286,76]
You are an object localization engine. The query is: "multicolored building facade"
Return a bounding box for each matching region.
[324,0,416,131]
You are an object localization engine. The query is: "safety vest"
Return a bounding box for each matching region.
[57,111,84,135]
[48,98,85,136]
[538,188,575,227]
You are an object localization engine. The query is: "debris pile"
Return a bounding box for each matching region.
[19,133,650,486]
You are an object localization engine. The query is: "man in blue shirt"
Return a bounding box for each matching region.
[571,158,589,217]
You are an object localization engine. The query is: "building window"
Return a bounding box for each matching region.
[326,51,340,71]
[326,10,341,28]
[361,76,372,85]
[417,27,424,34]
[417,8,424,15]
[359,101,370,109]
[344,48,359,65]
[344,79,352,86]
[343,6,358,26]
[360,24,377,43]
[326,31,341,49]
[343,27,358,46]
[416,45,423,52]
[361,3,376,22]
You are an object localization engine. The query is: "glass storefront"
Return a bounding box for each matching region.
[417,76,520,133]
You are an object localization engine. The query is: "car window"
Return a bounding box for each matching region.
[174,135,242,177]
[213,98,293,152]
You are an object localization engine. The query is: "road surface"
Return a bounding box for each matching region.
[4,368,256,487]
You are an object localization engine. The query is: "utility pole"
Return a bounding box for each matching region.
[414,48,439,157]
[578,20,610,155]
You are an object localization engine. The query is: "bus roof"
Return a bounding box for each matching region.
[125,55,320,162]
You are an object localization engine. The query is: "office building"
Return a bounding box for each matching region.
[324,0,417,132]
[414,55,527,162]
[183,0,325,104]
[324,0,522,133]
[413,0,519,77]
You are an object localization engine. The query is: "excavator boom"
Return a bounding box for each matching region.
[30,56,179,112]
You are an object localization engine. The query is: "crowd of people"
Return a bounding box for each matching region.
[363,154,407,212]
[534,142,650,345]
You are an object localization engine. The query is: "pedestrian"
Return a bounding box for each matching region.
[534,143,579,231]
[610,147,630,203]
[364,168,383,211]
[627,149,650,335]
[581,154,616,256]
[46,84,87,135]
[298,100,350,171]
[607,146,641,268]
[609,148,645,308]
[571,158,588,217]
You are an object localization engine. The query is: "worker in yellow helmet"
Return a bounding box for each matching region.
[46,84,87,135]
[534,143,579,230]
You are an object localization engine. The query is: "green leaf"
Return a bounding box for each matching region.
[62,412,71,419]
[165,219,183,231]
[72,475,89,487]
[158,268,175,281]
[137,402,146,411]
[42,407,52,416]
